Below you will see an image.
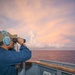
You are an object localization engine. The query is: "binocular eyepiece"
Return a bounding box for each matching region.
[12,38,26,43]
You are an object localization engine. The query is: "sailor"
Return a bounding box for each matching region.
[0,30,31,75]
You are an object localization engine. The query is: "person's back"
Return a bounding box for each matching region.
[0,30,31,75]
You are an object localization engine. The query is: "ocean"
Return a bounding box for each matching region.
[30,50,75,64]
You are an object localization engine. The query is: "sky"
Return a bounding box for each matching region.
[0,0,75,50]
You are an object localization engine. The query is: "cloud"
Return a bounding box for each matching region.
[48,44,64,48]
[0,0,75,49]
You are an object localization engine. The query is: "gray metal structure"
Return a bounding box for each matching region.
[18,60,75,75]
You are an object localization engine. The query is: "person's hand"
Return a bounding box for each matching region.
[17,38,24,45]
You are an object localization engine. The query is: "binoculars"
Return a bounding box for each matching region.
[12,38,26,43]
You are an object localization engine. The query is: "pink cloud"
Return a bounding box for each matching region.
[0,0,75,48]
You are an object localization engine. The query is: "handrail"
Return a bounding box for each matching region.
[28,61,75,74]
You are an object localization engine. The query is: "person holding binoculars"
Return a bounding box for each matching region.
[0,30,31,75]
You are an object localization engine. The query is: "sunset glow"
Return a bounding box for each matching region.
[0,0,75,49]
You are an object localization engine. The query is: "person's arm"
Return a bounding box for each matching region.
[5,38,31,65]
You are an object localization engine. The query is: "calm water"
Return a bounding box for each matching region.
[30,50,75,64]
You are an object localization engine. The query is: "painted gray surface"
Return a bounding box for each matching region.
[18,60,75,75]
[18,62,25,75]
[26,63,41,75]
